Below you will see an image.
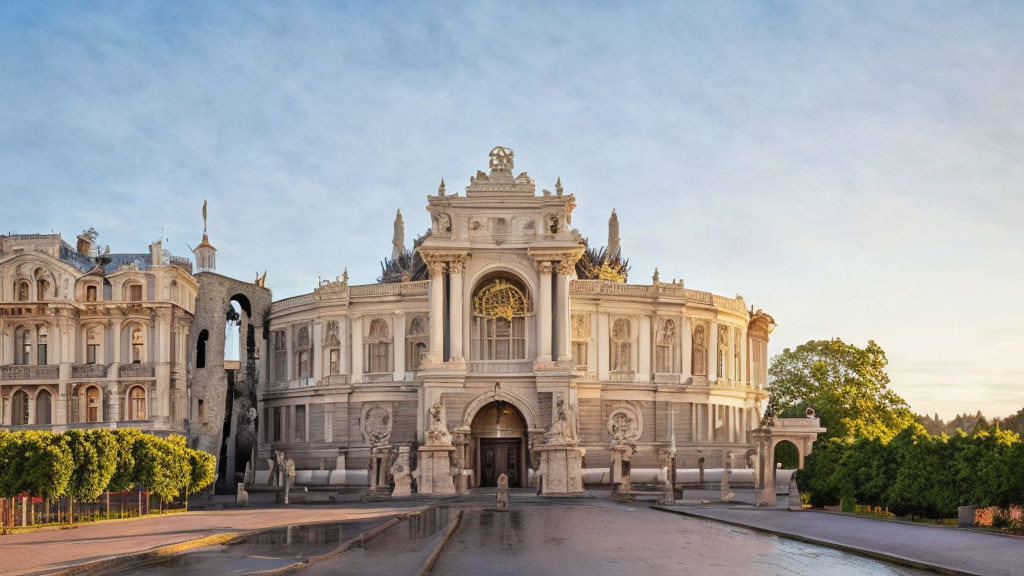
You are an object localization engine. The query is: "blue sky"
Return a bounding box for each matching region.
[2,2,1022,418]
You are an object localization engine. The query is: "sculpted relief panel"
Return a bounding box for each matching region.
[360,402,393,446]
[607,403,642,443]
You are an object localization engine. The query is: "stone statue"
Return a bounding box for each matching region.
[544,394,573,445]
[426,402,452,446]
[652,268,660,283]
[267,450,296,504]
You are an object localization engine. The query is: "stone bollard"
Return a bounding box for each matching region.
[236,483,249,508]
[958,505,977,528]
[787,476,802,511]
[496,473,509,512]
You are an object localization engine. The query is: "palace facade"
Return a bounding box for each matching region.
[0,231,196,434]
[255,147,778,493]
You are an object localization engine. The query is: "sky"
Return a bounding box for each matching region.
[1,2,1022,419]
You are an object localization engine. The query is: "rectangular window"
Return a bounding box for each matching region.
[655,345,671,373]
[295,405,306,442]
[298,351,310,379]
[37,344,47,366]
[87,344,98,364]
[262,407,269,442]
[86,285,97,301]
[272,408,282,442]
[21,342,31,365]
[130,284,143,301]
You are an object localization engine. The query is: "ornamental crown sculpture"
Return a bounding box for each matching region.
[489,146,514,172]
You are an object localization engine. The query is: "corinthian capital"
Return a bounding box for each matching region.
[535,261,553,275]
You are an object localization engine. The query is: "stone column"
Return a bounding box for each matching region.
[312,320,323,384]
[393,312,406,381]
[26,394,35,425]
[690,402,698,441]
[285,325,294,382]
[427,260,445,363]
[351,316,363,383]
[107,382,120,423]
[111,319,123,364]
[555,259,573,361]
[449,258,465,362]
[681,316,691,380]
[536,262,553,362]
[597,313,609,381]
[638,315,651,382]
[708,323,718,381]
[706,403,714,443]
[727,406,735,443]
[339,317,350,376]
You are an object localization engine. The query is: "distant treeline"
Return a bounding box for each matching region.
[916,408,1024,437]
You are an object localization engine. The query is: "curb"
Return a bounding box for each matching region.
[31,532,239,576]
[652,506,985,576]
[414,509,463,576]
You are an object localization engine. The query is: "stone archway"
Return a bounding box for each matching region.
[750,412,827,506]
[470,401,529,488]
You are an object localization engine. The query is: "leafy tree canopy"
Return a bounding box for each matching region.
[769,339,914,442]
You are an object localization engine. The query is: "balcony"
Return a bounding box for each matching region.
[72,363,110,379]
[320,374,350,387]
[609,370,636,382]
[119,363,155,378]
[468,361,533,374]
[1,365,59,381]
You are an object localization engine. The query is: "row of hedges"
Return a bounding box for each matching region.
[798,424,1024,519]
[0,429,215,509]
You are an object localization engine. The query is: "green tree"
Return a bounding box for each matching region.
[186,448,216,507]
[65,430,111,502]
[107,428,142,492]
[796,438,847,507]
[769,339,914,442]
[136,434,190,507]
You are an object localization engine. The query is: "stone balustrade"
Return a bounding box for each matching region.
[72,363,109,379]
[1,365,60,380]
[118,363,155,378]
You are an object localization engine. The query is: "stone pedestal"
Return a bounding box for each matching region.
[610,444,633,494]
[416,446,456,494]
[535,444,584,494]
[496,473,509,511]
[390,446,412,498]
[368,445,393,497]
[958,505,977,527]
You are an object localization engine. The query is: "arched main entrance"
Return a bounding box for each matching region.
[471,401,528,488]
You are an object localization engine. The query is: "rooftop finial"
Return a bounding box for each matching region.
[202,199,208,234]
[438,179,446,196]
[392,210,405,260]
[555,177,563,196]
[488,146,514,172]
[608,208,620,257]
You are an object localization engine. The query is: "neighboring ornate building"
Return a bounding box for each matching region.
[257,147,780,493]
[0,230,197,434]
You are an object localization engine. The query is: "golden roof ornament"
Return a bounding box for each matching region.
[488,146,514,172]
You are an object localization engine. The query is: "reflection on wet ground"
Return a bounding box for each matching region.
[298,506,452,576]
[104,517,385,575]
[432,503,934,576]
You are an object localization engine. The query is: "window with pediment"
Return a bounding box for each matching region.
[407,315,428,370]
[655,318,678,373]
[472,278,528,361]
[295,326,311,379]
[365,318,392,373]
[272,330,287,382]
[611,318,632,372]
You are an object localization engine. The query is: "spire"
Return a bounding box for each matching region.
[194,199,216,272]
[555,177,563,196]
[438,179,446,196]
[608,208,620,257]
[392,209,405,260]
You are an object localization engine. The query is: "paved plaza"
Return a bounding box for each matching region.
[2,494,1020,575]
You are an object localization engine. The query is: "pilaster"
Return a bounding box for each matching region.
[536,261,553,362]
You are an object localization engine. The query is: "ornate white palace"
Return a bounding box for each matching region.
[257,147,781,494]
[0,231,196,434]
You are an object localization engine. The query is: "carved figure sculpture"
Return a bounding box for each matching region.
[426,402,452,445]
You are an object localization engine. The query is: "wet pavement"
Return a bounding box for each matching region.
[299,506,454,576]
[432,501,932,576]
[102,518,386,575]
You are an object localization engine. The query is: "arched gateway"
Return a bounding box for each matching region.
[470,401,529,487]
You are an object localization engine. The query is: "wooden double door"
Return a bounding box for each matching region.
[479,438,522,487]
